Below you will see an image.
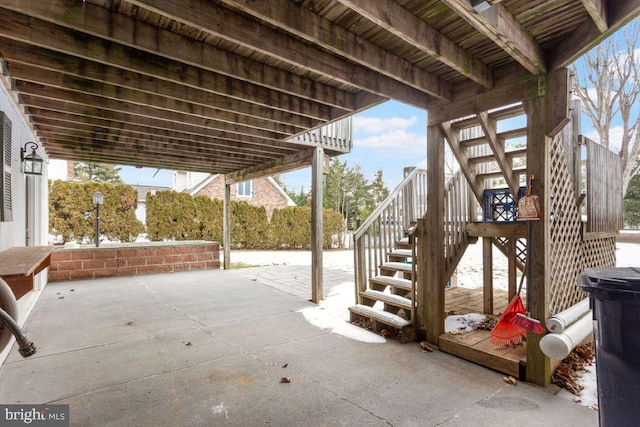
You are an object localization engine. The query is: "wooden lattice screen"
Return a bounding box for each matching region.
[548,127,618,315]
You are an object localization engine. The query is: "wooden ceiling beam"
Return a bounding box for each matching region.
[0,5,358,112]
[29,103,291,153]
[128,0,449,102]
[8,62,327,130]
[45,146,238,174]
[0,40,348,123]
[217,0,480,94]
[549,0,640,70]
[16,81,305,137]
[440,0,545,75]
[581,0,608,32]
[333,0,491,87]
[40,131,283,165]
[0,0,437,108]
[30,111,295,156]
[36,125,292,161]
[225,149,316,185]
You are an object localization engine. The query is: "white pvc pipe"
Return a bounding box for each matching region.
[546,298,590,333]
[540,313,593,360]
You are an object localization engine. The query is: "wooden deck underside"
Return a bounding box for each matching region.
[441,287,526,378]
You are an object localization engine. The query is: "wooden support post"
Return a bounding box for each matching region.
[223,180,231,270]
[311,146,324,302]
[422,124,445,344]
[507,239,517,300]
[525,90,552,386]
[571,99,582,200]
[482,237,493,314]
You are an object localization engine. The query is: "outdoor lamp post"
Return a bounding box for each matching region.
[93,191,104,247]
[20,142,44,175]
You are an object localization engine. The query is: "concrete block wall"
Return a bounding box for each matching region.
[49,241,220,281]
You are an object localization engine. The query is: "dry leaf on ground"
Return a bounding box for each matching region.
[504,376,517,385]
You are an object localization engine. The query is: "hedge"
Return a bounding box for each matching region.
[145,191,345,249]
[49,181,144,243]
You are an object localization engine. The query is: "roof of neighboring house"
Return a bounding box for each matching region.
[130,185,172,202]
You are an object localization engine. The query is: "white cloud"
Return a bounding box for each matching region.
[354,129,425,156]
[354,116,418,134]
[584,125,626,153]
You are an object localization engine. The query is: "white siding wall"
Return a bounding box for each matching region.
[0,79,48,251]
[0,75,50,363]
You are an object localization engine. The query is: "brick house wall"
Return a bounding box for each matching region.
[192,175,294,219]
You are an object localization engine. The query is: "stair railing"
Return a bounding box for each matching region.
[443,170,473,278]
[353,168,427,303]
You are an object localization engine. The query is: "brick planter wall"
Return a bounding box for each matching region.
[49,241,220,282]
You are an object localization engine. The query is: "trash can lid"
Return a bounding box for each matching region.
[584,267,640,290]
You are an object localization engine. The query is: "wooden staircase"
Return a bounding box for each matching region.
[350,226,417,342]
[442,105,530,270]
[350,104,530,343]
[350,169,472,342]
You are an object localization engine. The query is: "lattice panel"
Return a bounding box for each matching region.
[547,130,617,315]
[548,130,586,314]
[582,237,617,269]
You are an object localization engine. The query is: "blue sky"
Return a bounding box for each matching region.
[119,19,639,193]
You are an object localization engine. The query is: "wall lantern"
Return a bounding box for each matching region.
[20,142,43,175]
[93,191,104,247]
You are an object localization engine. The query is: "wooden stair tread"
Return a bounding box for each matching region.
[489,104,525,121]
[506,148,527,158]
[380,262,413,273]
[468,153,497,164]
[362,289,412,309]
[498,127,527,140]
[349,304,409,328]
[477,167,526,180]
[389,249,412,258]
[369,276,413,292]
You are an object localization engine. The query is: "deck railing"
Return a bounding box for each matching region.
[442,170,473,277]
[286,117,352,153]
[353,168,427,297]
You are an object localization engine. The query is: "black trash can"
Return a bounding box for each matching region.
[580,267,640,427]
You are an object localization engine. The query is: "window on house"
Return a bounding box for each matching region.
[0,112,12,222]
[236,180,253,197]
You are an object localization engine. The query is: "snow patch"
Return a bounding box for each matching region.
[558,359,598,409]
[445,313,487,333]
[298,282,386,344]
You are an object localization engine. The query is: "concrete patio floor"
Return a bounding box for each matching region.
[0,267,597,426]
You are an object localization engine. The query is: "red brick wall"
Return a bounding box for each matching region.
[195,175,290,218]
[49,241,220,281]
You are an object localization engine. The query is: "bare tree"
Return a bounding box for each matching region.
[572,20,640,196]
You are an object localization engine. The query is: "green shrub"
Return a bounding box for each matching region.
[146,191,198,241]
[195,196,223,241]
[323,209,345,248]
[231,201,269,248]
[49,181,144,243]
